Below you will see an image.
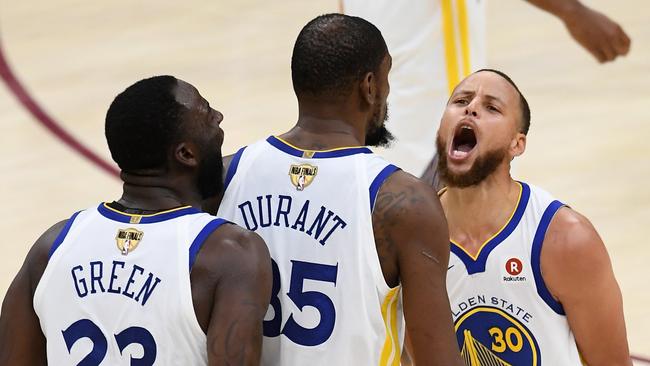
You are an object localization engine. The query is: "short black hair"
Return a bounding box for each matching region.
[105,75,187,171]
[291,13,388,98]
[475,68,531,134]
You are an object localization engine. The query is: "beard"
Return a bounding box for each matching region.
[366,102,394,148]
[435,134,507,188]
[197,145,224,200]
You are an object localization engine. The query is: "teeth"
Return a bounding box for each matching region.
[461,125,472,131]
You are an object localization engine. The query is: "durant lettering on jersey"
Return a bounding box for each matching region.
[70,260,162,306]
[237,195,347,246]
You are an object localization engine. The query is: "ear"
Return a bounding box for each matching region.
[174,142,199,168]
[359,71,377,106]
[510,132,527,158]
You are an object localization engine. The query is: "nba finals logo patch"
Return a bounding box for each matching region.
[503,257,526,283]
[289,164,318,191]
[116,228,144,256]
[455,306,540,365]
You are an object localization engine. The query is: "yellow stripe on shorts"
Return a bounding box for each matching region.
[379,287,400,366]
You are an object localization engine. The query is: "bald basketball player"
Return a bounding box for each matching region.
[214,14,463,366]
[439,69,631,365]
[0,76,272,365]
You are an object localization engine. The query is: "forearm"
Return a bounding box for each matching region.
[525,0,584,21]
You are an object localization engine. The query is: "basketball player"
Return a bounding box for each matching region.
[341,0,631,186]
[438,69,631,364]
[215,14,464,366]
[0,76,272,365]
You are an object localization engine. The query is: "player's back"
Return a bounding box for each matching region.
[218,136,403,365]
[34,203,227,365]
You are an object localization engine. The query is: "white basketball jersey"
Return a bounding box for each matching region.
[342,0,486,175]
[446,182,583,365]
[34,204,229,365]
[218,136,404,366]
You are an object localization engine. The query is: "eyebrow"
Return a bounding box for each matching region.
[453,90,504,105]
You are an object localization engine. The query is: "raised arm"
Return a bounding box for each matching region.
[0,220,66,365]
[525,0,631,62]
[373,171,463,366]
[542,207,631,366]
[193,224,272,366]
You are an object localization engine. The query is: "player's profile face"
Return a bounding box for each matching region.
[436,72,521,187]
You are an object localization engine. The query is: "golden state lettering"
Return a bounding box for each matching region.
[70,261,161,306]
[237,195,347,246]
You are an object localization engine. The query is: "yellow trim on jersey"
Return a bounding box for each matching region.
[273,136,364,152]
[450,182,523,260]
[457,0,471,77]
[101,203,193,217]
[441,0,460,95]
[379,287,401,366]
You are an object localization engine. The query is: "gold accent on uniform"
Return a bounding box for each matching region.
[116,228,144,255]
[461,329,512,366]
[130,215,142,224]
[302,151,316,158]
[289,164,318,191]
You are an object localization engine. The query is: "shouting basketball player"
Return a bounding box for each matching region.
[215,14,464,366]
[439,69,631,365]
[0,76,272,365]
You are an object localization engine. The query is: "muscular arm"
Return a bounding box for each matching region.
[525,0,631,62]
[192,224,272,366]
[542,207,631,366]
[373,172,463,366]
[0,220,66,365]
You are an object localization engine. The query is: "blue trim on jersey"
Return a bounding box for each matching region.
[97,204,201,224]
[369,164,400,210]
[531,199,566,315]
[451,182,531,274]
[48,211,81,259]
[266,136,372,158]
[189,218,230,271]
[224,146,246,191]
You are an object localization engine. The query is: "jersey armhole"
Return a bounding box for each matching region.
[531,200,566,315]
[188,218,231,271]
[224,146,247,191]
[48,211,81,259]
[369,164,400,211]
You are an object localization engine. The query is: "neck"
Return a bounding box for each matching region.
[280,99,367,150]
[117,171,202,211]
[441,168,520,251]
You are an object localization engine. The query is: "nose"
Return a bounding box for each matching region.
[464,102,478,117]
[214,110,224,124]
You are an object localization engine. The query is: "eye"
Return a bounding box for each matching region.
[453,98,468,105]
[486,105,500,113]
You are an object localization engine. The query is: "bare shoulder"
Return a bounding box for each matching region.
[542,206,612,297]
[543,206,606,265]
[373,170,445,226]
[193,222,270,278]
[24,219,69,292]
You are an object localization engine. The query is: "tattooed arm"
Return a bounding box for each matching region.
[191,224,272,366]
[372,171,463,366]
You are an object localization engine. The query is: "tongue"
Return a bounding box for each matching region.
[456,143,474,152]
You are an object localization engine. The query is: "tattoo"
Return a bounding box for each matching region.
[373,184,423,286]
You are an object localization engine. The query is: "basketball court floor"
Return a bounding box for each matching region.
[1,0,648,359]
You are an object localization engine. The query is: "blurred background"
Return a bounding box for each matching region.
[1,0,648,360]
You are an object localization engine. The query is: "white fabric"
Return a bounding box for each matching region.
[34,205,216,365]
[218,138,404,366]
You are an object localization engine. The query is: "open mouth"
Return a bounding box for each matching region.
[450,124,477,159]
